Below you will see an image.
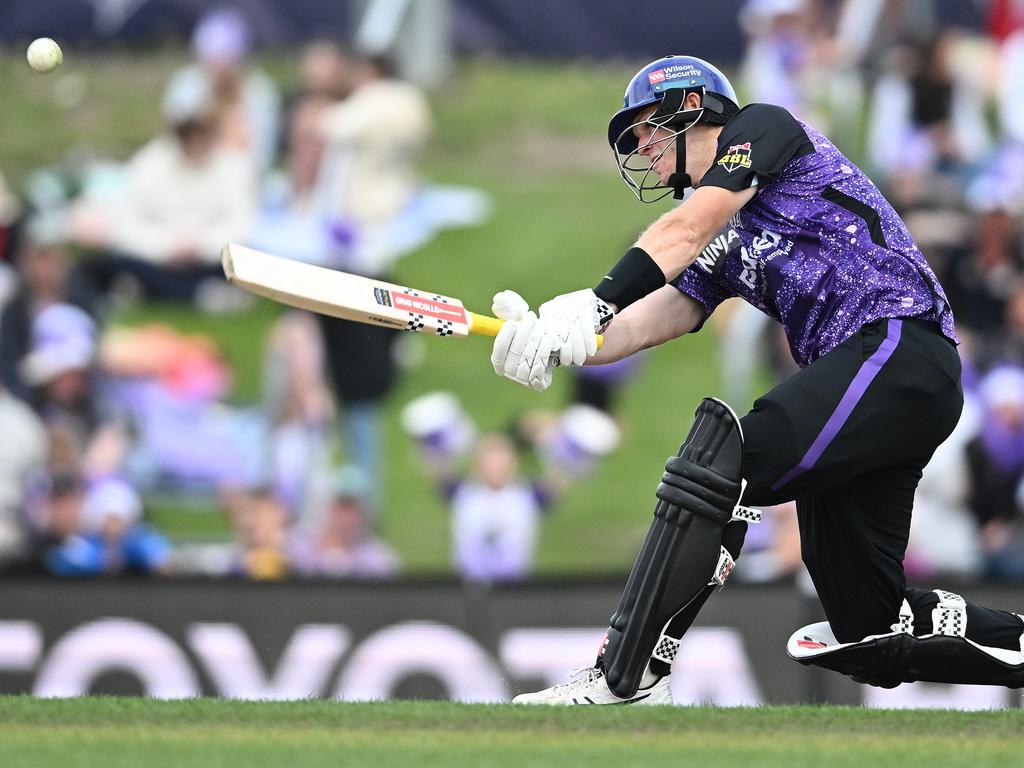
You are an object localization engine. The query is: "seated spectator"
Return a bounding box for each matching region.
[1,216,99,399]
[966,366,1024,580]
[288,466,400,579]
[32,472,84,567]
[43,476,170,576]
[224,488,289,580]
[71,68,256,308]
[0,381,46,569]
[21,304,106,470]
[165,6,281,176]
[19,304,127,482]
[284,42,352,210]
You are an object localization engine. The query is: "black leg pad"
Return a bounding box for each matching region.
[602,398,744,698]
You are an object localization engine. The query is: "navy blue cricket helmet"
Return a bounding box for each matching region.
[608,55,739,154]
[609,56,740,201]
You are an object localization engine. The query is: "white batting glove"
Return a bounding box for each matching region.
[492,290,530,322]
[490,311,557,392]
[537,289,613,367]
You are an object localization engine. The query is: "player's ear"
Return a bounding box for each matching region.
[686,91,703,110]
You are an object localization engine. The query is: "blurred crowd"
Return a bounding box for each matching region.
[0,7,491,580]
[5,1,1024,583]
[719,0,1024,585]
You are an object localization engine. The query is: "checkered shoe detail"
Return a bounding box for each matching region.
[932,589,967,637]
[892,599,914,635]
[934,608,966,636]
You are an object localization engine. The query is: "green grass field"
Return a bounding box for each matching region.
[1,53,776,572]
[0,697,1020,767]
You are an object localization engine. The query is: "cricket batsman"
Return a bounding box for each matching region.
[490,55,1024,704]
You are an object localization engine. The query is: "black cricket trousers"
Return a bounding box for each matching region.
[740,317,1020,648]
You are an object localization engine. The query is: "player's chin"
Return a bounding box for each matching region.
[645,160,668,182]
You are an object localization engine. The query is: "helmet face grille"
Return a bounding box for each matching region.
[612,106,702,203]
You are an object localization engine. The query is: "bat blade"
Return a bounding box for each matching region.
[221,243,601,350]
[222,243,475,337]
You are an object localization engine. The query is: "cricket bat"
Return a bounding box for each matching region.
[221,243,603,349]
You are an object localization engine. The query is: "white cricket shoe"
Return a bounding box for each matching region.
[512,666,672,705]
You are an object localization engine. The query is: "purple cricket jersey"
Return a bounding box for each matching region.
[674,103,958,367]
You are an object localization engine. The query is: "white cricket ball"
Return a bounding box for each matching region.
[26,38,63,74]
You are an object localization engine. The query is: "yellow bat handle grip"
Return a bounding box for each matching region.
[468,312,604,350]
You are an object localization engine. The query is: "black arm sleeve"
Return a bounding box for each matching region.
[698,103,814,192]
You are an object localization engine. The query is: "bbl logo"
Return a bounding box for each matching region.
[718,142,752,173]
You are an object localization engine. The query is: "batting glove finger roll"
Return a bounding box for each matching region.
[492,290,530,322]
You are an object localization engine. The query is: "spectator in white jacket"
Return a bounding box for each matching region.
[72,68,256,308]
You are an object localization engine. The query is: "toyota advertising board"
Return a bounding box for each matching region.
[0,579,1019,709]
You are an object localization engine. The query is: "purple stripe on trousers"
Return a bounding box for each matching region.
[771,319,903,492]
